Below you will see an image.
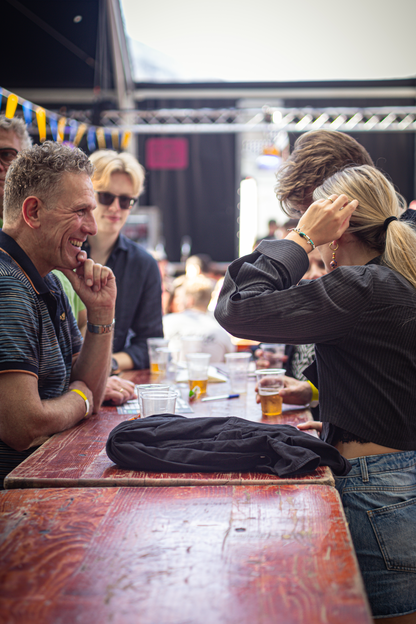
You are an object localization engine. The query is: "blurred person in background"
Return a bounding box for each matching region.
[163,274,235,362]
[184,253,213,279]
[83,150,163,373]
[0,116,32,226]
[163,279,187,315]
[254,218,286,247]
[166,253,216,316]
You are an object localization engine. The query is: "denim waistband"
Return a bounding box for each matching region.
[338,450,416,480]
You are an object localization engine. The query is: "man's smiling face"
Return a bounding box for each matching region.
[36,172,98,276]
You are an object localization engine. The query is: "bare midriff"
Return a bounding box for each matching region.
[335,440,404,460]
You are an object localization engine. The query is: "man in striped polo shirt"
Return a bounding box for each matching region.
[0,141,117,486]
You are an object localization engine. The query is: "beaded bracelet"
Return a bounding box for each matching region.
[292,227,315,250]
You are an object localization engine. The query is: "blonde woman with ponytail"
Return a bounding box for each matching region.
[216,165,416,622]
[314,165,416,291]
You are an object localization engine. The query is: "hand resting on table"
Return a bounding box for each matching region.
[104,377,136,406]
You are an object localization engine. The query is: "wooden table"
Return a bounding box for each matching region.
[0,484,372,624]
[4,371,334,489]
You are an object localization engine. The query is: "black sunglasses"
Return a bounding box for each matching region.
[96,191,137,210]
[0,148,19,167]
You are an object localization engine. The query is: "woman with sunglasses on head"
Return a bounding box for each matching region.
[215,165,416,622]
[83,150,163,373]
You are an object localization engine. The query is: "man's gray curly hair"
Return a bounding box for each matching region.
[0,115,32,150]
[4,141,94,222]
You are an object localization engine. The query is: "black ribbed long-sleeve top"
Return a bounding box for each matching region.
[214,239,416,450]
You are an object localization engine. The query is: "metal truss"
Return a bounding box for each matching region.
[97,106,416,134]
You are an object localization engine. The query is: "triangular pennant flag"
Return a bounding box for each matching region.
[5,93,19,119]
[96,127,106,149]
[69,119,78,143]
[22,101,32,125]
[36,107,46,142]
[74,123,87,147]
[111,129,119,150]
[57,117,66,143]
[104,128,112,147]
[121,131,132,151]
[49,116,58,141]
[87,127,96,152]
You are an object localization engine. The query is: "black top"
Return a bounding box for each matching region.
[215,239,416,450]
[84,234,163,369]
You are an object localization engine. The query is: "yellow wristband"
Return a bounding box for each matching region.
[306,381,319,403]
[70,388,90,417]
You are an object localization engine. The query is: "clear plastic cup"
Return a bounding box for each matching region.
[224,352,252,393]
[186,352,211,395]
[140,388,178,418]
[255,368,285,417]
[147,337,169,374]
[135,383,171,416]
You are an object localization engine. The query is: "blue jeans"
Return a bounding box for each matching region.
[335,451,416,618]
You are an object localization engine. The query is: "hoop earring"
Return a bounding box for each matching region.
[329,241,339,269]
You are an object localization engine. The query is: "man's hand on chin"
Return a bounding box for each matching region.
[59,254,117,316]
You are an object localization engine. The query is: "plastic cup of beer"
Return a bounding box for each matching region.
[225,352,251,393]
[147,337,169,374]
[255,368,285,417]
[140,388,178,418]
[186,353,211,395]
[257,343,285,369]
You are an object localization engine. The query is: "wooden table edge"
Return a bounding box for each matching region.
[4,471,335,489]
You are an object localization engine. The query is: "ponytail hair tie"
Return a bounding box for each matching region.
[383,216,398,231]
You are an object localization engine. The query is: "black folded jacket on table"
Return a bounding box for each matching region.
[106,414,351,477]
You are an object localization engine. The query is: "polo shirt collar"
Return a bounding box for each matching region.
[0,230,50,295]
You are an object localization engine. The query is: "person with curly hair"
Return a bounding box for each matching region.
[275,129,374,216]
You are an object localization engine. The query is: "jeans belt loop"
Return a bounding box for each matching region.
[359,456,369,482]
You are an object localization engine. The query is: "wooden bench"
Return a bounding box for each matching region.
[0,484,372,624]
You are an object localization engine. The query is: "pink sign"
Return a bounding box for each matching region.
[146,138,189,170]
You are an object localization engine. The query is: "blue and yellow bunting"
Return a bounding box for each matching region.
[0,86,131,154]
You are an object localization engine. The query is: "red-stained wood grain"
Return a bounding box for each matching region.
[0,485,372,624]
[5,374,334,489]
